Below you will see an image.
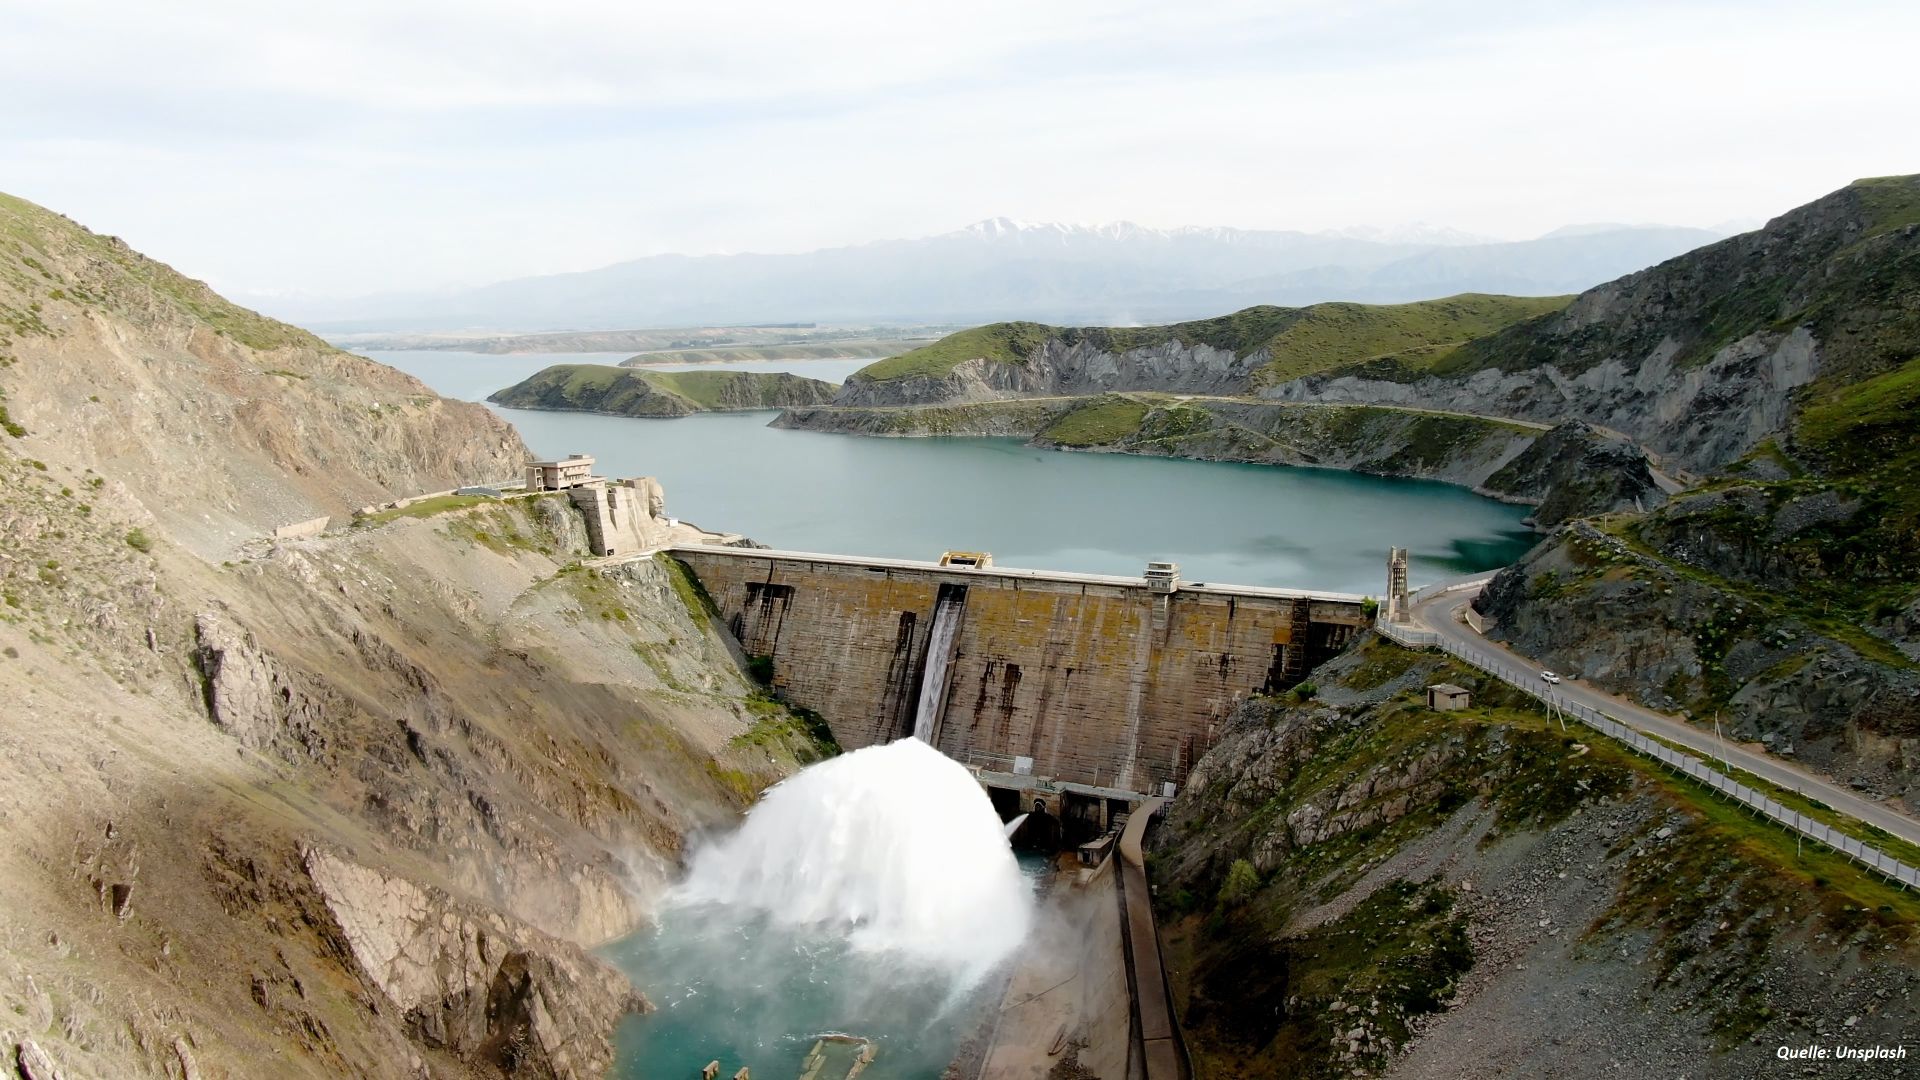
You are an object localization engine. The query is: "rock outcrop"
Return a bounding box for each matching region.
[1480,420,1673,526]
[1029,396,1543,495]
[305,848,645,1079]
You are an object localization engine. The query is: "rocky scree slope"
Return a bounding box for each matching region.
[489,362,839,417]
[1269,175,1920,474]
[0,194,825,1078]
[1153,637,1919,1079]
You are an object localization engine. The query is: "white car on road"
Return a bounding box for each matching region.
[1539,671,1563,685]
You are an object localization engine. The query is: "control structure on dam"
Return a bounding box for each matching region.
[669,545,1369,797]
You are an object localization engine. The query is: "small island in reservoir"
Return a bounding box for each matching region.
[488,363,841,417]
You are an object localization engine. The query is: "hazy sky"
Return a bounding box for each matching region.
[4,0,1916,298]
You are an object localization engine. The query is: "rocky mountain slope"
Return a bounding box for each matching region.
[1153,637,1919,1079]
[831,295,1567,407]
[489,363,839,417]
[1269,175,1920,474]
[1456,176,1920,808]
[0,194,821,1078]
[0,193,524,558]
[1475,342,1920,807]
[782,295,1684,520]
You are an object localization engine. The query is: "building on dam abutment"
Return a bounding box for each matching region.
[670,546,1369,807]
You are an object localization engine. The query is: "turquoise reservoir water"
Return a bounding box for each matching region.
[604,906,998,1080]
[367,351,1535,594]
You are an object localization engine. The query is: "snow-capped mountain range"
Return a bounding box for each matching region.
[263,216,1729,333]
[944,217,1501,247]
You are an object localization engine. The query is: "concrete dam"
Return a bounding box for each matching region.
[670,545,1369,798]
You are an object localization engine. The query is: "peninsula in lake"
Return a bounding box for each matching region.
[488,363,841,417]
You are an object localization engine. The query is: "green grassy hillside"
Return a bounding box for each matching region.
[853,322,1057,381]
[1037,395,1153,446]
[850,294,1569,385]
[488,363,839,416]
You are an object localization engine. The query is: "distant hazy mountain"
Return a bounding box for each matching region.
[1218,227,1725,303]
[267,218,1726,334]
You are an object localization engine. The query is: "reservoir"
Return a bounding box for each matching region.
[367,350,1535,594]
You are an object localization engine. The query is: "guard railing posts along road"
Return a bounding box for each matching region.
[1374,615,1920,890]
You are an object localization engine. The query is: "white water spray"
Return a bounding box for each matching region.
[912,592,965,742]
[674,738,1033,977]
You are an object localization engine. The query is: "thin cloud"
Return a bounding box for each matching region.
[1,0,1914,298]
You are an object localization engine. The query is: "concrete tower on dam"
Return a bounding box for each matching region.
[670,546,1369,796]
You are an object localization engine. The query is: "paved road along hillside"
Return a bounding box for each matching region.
[1412,586,1920,850]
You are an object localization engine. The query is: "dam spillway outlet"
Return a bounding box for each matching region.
[608,738,1039,1079]
[911,583,968,743]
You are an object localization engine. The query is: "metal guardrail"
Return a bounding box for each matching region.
[1405,571,1498,609]
[1377,616,1920,890]
[1376,620,1440,648]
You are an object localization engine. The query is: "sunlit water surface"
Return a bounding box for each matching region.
[368,350,1534,594]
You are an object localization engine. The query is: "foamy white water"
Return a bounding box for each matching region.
[674,738,1033,977]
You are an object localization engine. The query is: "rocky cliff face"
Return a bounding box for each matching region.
[1154,638,1919,1079]
[1480,420,1672,526]
[1266,325,1818,475]
[0,194,815,1078]
[1269,176,1920,474]
[835,339,1263,406]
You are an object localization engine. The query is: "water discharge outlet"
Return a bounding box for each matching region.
[911,584,968,744]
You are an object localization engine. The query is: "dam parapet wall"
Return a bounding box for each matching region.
[668,545,1368,795]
